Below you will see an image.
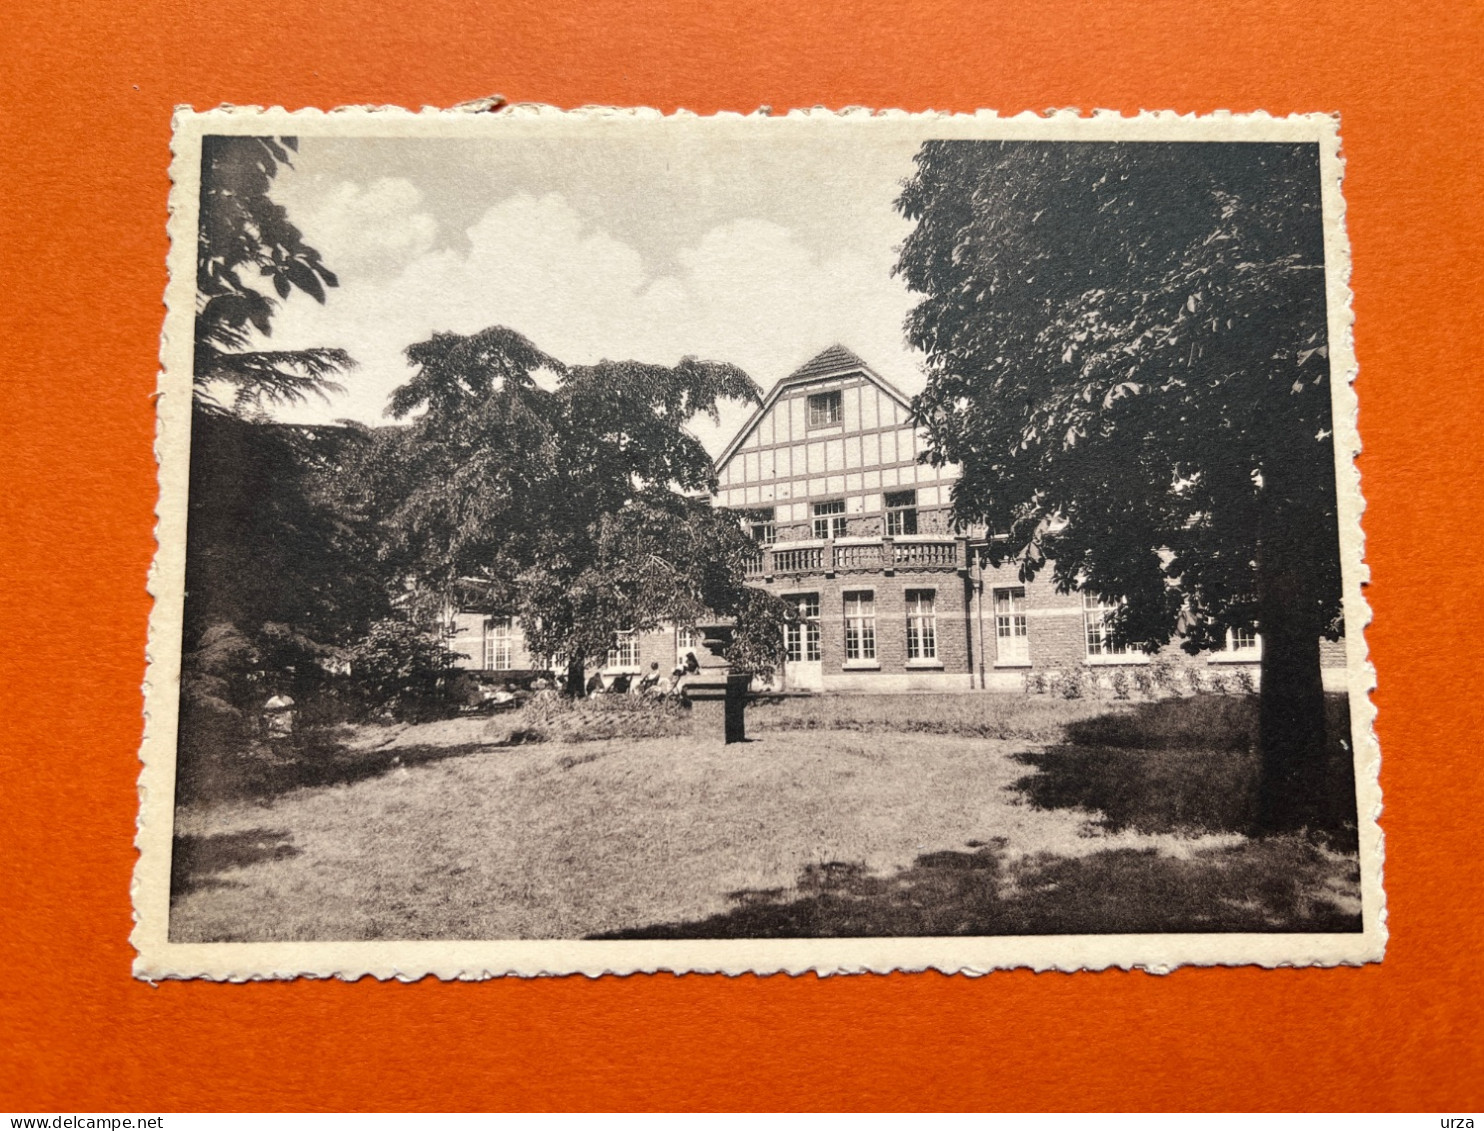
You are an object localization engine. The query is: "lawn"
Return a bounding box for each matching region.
[168,693,1362,941]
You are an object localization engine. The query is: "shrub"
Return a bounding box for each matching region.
[345,618,461,722]
[1111,670,1132,700]
[1232,667,1258,695]
[1149,657,1181,695]
[485,693,693,746]
[748,692,1113,744]
[1058,672,1085,699]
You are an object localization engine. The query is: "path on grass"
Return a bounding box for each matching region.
[169,725,1274,942]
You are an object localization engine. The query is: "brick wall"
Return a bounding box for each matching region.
[771,569,973,678]
[446,611,538,673]
[447,552,1349,694]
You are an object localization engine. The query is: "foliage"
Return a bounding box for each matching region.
[898,141,1340,649]
[345,618,462,720]
[749,689,1112,744]
[194,135,352,411]
[483,693,694,747]
[183,413,387,652]
[181,137,384,751]
[896,141,1343,830]
[363,324,790,683]
[180,398,392,749]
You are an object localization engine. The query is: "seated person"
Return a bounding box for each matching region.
[636,662,662,694]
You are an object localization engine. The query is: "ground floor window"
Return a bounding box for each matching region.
[994,586,1029,664]
[484,616,515,670]
[785,593,821,662]
[844,590,877,662]
[1226,627,1262,657]
[905,589,937,660]
[607,629,639,669]
[1083,592,1133,658]
[677,625,705,670]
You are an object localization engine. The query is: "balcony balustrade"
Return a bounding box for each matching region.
[748,536,965,578]
[770,545,826,574]
[890,539,960,569]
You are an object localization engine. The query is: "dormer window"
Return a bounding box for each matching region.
[807,390,843,428]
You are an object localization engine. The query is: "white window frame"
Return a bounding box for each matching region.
[484,615,515,670]
[844,590,877,664]
[750,507,776,546]
[606,629,640,671]
[993,586,1030,666]
[807,390,843,428]
[812,498,848,540]
[1210,626,1263,663]
[905,589,938,662]
[784,594,821,663]
[884,489,919,537]
[1083,592,1139,662]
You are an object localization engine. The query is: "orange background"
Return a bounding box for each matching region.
[2,0,1481,1112]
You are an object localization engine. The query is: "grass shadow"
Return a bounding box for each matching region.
[596,837,1363,939]
[1010,694,1358,847]
[175,739,491,805]
[1010,745,1262,836]
[170,828,301,899]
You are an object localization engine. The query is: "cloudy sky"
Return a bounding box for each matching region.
[257,132,927,455]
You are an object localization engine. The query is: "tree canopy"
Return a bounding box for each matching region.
[182,136,381,736]
[896,141,1345,831]
[359,325,788,685]
[194,135,353,411]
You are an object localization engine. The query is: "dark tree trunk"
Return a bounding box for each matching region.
[565,656,587,699]
[1254,533,1329,835]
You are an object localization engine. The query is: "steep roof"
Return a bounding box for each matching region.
[715,345,912,469]
[783,343,874,382]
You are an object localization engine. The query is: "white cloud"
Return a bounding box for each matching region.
[293,178,438,278]
[266,191,922,453]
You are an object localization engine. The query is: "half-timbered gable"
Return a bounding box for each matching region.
[713,344,962,547]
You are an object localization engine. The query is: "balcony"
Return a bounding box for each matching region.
[746,536,966,579]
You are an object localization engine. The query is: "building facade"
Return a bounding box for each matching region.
[450,344,1345,694]
[712,345,1346,694]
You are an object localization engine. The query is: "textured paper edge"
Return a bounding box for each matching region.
[133,104,1383,981]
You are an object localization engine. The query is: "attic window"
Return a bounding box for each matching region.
[807,390,843,428]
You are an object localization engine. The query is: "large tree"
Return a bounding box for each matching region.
[182,136,375,733]
[194,135,351,411]
[363,325,790,692]
[896,141,1343,832]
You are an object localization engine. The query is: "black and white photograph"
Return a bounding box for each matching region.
[135,110,1380,977]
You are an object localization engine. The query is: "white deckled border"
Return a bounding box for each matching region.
[135,105,1381,981]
